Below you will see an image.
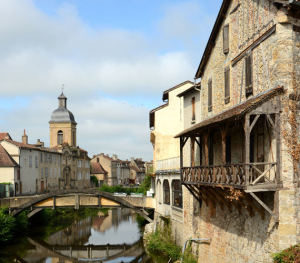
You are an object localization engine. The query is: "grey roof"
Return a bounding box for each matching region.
[49,107,76,123]
[58,93,67,99]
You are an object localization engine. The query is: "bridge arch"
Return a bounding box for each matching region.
[11,189,152,222]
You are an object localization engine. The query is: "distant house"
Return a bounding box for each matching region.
[91,162,108,186]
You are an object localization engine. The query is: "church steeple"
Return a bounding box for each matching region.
[58,93,67,108]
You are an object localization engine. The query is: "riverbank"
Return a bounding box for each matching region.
[143,217,197,263]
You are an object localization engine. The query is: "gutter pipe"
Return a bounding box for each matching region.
[194,77,201,91]
[180,238,211,263]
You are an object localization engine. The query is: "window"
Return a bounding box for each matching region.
[57,131,63,145]
[45,153,48,163]
[50,154,52,163]
[223,24,229,53]
[54,155,56,165]
[35,156,38,168]
[29,155,32,167]
[58,156,60,165]
[50,167,52,178]
[191,97,195,122]
[20,157,22,167]
[163,180,170,205]
[245,52,253,96]
[58,169,61,178]
[157,180,162,203]
[45,167,48,178]
[40,153,43,163]
[224,66,230,104]
[172,180,182,208]
[55,168,56,178]
[208,79,212,112]
[41,167,44,179]
[17,170,20,180]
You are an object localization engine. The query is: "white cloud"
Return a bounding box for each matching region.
[0,0,219,160]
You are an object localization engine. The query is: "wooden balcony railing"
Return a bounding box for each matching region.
[181,162,278,188]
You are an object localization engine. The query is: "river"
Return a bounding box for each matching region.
[0,208,163,263]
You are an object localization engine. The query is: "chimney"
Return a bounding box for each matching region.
[131,157,134,162]
[100,153,104,156]
[106,154,109,157]
[140,158,142,161]
[4,134,10,140]
[113,154,117,160]
[126,159,128,161]
[22,129,28,144]
[97,157,99,163]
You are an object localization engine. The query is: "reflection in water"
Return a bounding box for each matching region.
[4,208,153,263]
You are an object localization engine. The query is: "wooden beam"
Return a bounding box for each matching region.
[195,185,209,206]
[274,190,279,222]
[191,185,208,206]
[204,130,209,166]
[250,192,276,219]
[276,113,281,184]
[201,187,223,210]
[244,193,265,219]
[191,136,195,167]
[250,114,260,132]
[251,164,275,185]
[184,184,204,205]
[217,188,241,214]
[245,114,250,186]
[266,114,275,127]
[209,187,232,212]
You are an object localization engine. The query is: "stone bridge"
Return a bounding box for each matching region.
[13,238,151,263]
[0,189,155,222]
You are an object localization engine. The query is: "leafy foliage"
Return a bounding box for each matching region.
[272,244,300,263]
[90,175,99,187]
[136,175,152,195]
[0,208,16,243]
[146,220,181,261]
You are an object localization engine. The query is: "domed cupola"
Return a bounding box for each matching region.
[49,92,77,148]
[49,93,76,123]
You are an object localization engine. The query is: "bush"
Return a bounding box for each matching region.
[147,220,181,260]
[0,208,16,243]
[272,244,300,262]
[90,175,99,187]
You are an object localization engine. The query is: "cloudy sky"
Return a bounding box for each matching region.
[0,0,222,161]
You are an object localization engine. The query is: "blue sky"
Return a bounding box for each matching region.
[0,0,222,160]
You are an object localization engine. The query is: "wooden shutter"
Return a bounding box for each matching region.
[208,79,212,112]
[223,24,229,54]
[191,97,195,121]
[224,66,230,104]
[245,52,253,96]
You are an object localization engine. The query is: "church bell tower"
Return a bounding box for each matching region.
[49,92,77,148]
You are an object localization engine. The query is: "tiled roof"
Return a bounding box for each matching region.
[91,162,108,174]
[175,85,284,138]
[177,83,201,98]
[130,165,142,173]
[0,145,19,167]
[3,139,40,149]
[0,133,12,140]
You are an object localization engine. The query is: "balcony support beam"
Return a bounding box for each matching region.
[201,187,223,210]
[217,188,241,214]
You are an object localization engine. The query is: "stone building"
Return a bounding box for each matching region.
[91,161,108,186]
[0,92,91,195]
[151,0,300,261]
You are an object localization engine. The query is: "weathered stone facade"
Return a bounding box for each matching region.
[150,0,300,262]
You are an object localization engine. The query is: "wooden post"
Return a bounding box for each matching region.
[276,113,281,184]
[191,136,195,167]
[245,114,250,186]
[204,130,209,166]
[220,124,228,183]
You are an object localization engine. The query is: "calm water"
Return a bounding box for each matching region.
[0,208,158,263]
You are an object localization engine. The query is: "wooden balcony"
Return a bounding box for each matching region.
[181,162,281,192]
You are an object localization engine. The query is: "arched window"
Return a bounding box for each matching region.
[57,130,63,145]
[163,180,170,205]
[157,180,161,203]
[172,180,182,208]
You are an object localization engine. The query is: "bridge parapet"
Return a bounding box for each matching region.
[0,189,155,222]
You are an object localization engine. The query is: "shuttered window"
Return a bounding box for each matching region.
[223,24,229,54]
[224,66,230,104]
[208,79,212,112]
[191,97,195,121]
[245,52,253,96]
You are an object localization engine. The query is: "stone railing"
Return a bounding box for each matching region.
[181,162,277,187]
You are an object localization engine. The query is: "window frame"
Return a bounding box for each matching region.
[163,180,170,205]
[172,180,182,208]
[245,51,253,96]
[223,24,229,54]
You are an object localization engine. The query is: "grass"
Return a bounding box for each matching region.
[146,218,198,263]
